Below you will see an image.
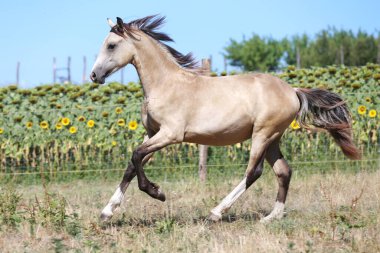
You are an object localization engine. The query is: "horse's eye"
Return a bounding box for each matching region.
[107,44,116,50]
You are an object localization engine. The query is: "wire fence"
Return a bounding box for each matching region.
[1,158,378,177]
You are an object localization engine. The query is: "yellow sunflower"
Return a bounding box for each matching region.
[87,120,95,128]
[78,116,86,122]
[368,109,377,118]
[115,107,123,114]
[26,122,33,128]
[61,117,70,126]
[365,97,372,103]
[117,119,125,127]
[0,128,3,134]
[40,121,49,129]
[128,120,138,130]
[69,126,77,134]
[112,141,117,146]
[357,105,366,115]
[55,123,63,130]
[290,119,300,130]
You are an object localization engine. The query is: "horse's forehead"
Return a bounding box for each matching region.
[104,32,123,43]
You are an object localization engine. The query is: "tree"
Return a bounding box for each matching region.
[225,34,284,72]
[224,28,379,70]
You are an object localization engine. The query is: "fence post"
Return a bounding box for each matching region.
[82,56,87,83]
[53,57,56,83]
[16,62,20,86]
[198,58,211,182]
[67,57,71,83]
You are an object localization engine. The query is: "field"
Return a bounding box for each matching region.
[0,64,379,252]
[0,64,379,174]
[0,167,379,253]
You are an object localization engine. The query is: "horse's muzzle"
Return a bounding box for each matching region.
[90,71,105,84]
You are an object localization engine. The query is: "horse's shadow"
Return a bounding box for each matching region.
[100,209,270,229]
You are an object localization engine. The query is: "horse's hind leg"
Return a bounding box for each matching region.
[261,140,292,223]
[209,133,272,221]
[100,136,153,221]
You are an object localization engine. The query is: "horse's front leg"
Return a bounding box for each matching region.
[132,129,179,201]
[100,135,153,221]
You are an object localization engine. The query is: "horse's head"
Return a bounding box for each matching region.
[90,17,136,84]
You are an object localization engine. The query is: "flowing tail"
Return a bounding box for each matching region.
[295,88,361,160]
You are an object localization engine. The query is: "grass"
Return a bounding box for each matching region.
[0,167,379,252]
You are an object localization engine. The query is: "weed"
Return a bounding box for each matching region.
[0,186,23,228]
[51,238,67,253]
[319,182,365,241]
[155,218,176,234]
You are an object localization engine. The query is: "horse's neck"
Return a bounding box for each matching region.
[131,36,186,97]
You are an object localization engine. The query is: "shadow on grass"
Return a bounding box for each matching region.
[100,209,272,229]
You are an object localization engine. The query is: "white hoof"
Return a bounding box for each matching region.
[260,201,285,223]
[208,211,222,222]
[100,205,114,221]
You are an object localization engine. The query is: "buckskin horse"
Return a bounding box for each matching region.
[90,15,360,222]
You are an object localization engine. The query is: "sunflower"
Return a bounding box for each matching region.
[69,126,77,134]
[0,128,3,134]
[26,122,33,128]
[365,97,372,103]
[55,123,63,130]
[290,119,300,130]
[117,119,125,127]
[368,109,377,118]
[112,141,117,146]
[357,105,366,115]
[61,117,70,126]
[128,120,138,130]
[102,112,109,118]
[115,107,123,114]
[78,116,86,122]
[40,121,49,129]
[87,120,95,128]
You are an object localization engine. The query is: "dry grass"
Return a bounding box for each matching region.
[0,169,379,253]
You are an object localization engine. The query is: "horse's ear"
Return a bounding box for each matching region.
[116,17,124,28]
[107,18,115,28]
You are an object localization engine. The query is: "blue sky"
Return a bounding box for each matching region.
[0,0,379,88]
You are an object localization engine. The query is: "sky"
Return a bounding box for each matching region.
[0,0,379,88]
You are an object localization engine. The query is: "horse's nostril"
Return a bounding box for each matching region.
[90,72,97,81]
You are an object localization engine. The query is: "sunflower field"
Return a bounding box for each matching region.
[0,64,378,178]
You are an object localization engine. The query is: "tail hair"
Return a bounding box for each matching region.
[295,88,361,160]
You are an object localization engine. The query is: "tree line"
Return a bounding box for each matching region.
[225,28,380,72]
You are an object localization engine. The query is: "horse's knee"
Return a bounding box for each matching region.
[246,166,264,188]
[132,149,145,164]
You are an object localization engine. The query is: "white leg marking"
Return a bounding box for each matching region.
[260,201,285,223]
[101,186,125,220]
[209,177,247,221]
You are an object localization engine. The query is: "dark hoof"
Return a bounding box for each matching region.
[150,182,166,202]
[156,188,166,202]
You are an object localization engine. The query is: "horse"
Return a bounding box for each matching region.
[90,15,360,222]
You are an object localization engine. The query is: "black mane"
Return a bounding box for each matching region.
[111,15,198,69]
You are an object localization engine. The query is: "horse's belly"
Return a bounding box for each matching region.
[183,124,252,146]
